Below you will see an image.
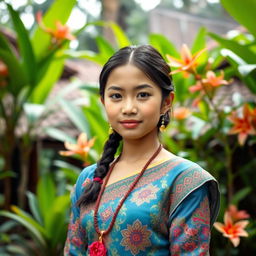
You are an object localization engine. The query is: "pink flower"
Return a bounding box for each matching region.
[88,241,107,256]
[227,205,250,222]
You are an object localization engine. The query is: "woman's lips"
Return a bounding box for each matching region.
[120,120,141,129]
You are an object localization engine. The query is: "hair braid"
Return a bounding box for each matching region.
[77,132,122,206]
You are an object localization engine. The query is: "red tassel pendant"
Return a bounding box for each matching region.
[89,231,107,256]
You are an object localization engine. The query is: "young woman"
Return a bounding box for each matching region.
[64,45,220,255]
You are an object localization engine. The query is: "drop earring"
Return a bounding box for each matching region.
[160,115,166,132]
[108,124,113,134]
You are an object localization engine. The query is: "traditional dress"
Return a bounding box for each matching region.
[64,155,220,255]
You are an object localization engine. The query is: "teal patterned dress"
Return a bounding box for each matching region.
[64,156,220,255]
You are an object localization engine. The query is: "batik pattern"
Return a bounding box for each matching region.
[64,156,219,255]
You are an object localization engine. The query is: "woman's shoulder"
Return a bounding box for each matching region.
[168,155,220,225]
[163,153,217,182]
[73,163,97,196]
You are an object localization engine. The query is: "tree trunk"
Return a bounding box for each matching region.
[17,142,33,209]
[101,0,120,45]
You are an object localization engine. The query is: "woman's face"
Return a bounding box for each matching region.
[102,64,172,141]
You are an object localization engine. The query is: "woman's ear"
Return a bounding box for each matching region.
[100,96,104,105]
[161,92,174,114]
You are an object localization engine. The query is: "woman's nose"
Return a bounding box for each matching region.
[122,99,137,115]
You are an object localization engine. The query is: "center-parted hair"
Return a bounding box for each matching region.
[77,45,174,206]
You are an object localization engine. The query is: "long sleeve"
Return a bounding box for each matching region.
[168,184,211,255]
[64,184,87,255]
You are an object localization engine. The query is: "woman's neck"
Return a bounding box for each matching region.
[119,133,161,163]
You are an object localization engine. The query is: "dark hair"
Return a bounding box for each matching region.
[77,45,174,206]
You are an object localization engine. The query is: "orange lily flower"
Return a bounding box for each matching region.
[202,70,229,87]
[189,71,229,93]
[59,133,95,161]
[227,205,250,222]
[36,11,75,43]
[228,104,256,146]
[166,44,207,77]
[189,81,203,93]
[214,212,249,247]
[173,107,191,120]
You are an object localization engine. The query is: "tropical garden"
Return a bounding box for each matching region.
[0,0,255,255]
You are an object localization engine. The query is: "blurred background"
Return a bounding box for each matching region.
[0,0,255,255]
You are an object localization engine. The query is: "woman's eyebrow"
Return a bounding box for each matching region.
[107,84,153,91]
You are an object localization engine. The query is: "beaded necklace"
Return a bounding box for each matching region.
[88,144,163,256]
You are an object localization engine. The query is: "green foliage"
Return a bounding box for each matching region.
[0,0,78,212]
[209,0,256,95]
[0,175,70,255]
[31,0,76,57]
[220,0,256,39]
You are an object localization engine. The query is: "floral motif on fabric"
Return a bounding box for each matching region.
[121,219,152,255]
[100,206,114,222]
[82,177,91,188]
[130,184,159,206]
[66,215,86,252]
[192,194,210,225]
[102,159,181,205]
[169,196,210,255]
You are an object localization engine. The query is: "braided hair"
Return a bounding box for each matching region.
[77,45,174,206]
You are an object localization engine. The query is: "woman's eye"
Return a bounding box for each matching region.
[109,93,122,99]
[138,92,151,98]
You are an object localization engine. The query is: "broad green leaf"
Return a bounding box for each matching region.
[242,73,256,94]
[26,192,43,225]
[220,0,256,38]
[238,64,256,76]
[209,46,225,70]
[209,32,256,64]
[172,73,194,104]
[95,36,115,60]
[11,206,46,236]
[0,49,27,96]
[59,98,90,134]
[0,31,13,54]
[149,33,179,60]
[83,108,108,152]
[231,187,252,205]
[35,47,61,84]
[37,174,56,224]
[45,194,70,246]
[44,127,76,143]
[191,27,208,69]
[191,27,207,53]
[23,103,45,124]
[30,57,65,104]
[221,49,256,94]
[78,84,99,95]
[107,22,131,48]
[0,210,46,248]
[31,0,76,58]
[63,49,106,65]
[7,4,37,85]
[220,49,246,66]
[4,245,28,255]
